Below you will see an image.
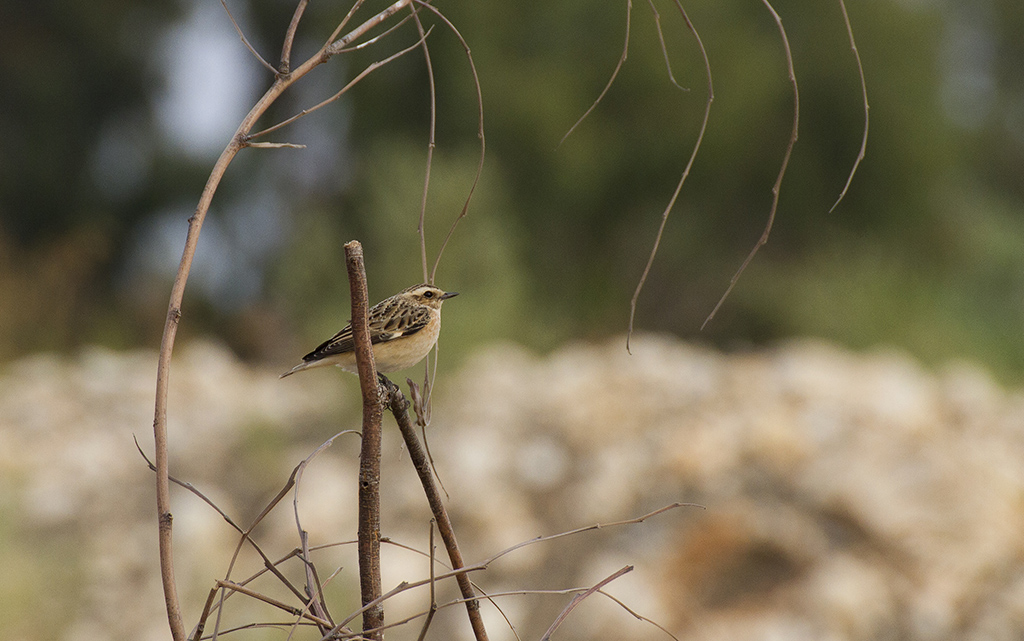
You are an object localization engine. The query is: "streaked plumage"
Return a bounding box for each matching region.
[281,284,458,378]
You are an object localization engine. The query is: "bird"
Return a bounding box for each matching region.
[280,283,458,378]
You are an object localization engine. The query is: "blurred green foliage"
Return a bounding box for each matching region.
[1,0,1023,379]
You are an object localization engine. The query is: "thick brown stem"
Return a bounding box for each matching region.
[345,241,384,638]
[384,381,489,641]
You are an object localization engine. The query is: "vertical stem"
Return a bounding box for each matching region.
[345,240,384,638]
[385,381,489,641]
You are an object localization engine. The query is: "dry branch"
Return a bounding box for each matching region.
[559,0,632,147]
[540,565,634,641]
[701,0,799,329]
[345,240,385,638]
[830,0,869,212]
[627,0,713,352]
[383,378,490,641]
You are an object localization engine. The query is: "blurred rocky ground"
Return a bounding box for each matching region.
[2,336,1023,641]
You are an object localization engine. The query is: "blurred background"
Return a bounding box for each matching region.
[2,0,1023,379]
[3,0,1024,639]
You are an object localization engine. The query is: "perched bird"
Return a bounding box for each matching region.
[281,283,458,378]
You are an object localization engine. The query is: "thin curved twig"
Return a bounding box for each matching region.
[326,0,413,57]
[292,431,360,633]
[829,0,868,213]
[701,0,799,329]
[424,4,486,284]
[324,0,368,51]
[540,566,634,641]
[250,27,433,140]
[559,0,632,147]
[332,9,419,55]
[647,0,688,90]
[627,1,713,352]
[413,7,437,284]
[219,0,278,74]
[477,502,702,569]
[327,504,697,639]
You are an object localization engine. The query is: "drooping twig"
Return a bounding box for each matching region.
[383,378,490,641]
[413,6,437,284]
[345,240,384,639]
[559,0,632,147]
[418,1,486,285]
[702,0,799,329]
[830,0,868,213]
[647,0,688,90]
[627,0,712,353]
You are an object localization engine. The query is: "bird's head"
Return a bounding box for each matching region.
[401,284,459,309]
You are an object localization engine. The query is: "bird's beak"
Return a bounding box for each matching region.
[441,291,459,300]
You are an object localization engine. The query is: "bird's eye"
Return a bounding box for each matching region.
[423,291,434,299]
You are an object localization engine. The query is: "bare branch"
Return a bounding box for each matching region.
[324,581,411,640]
[540,566,634,641]
[326,0,413,57]
[139,439,316,639]
[702,0,799,329]
[219,0,278,74]
[829,0,869,213]
[300,531,335,634]
[385,379,490,641]
[251,29,432,140]
[598,590,682,641]
[559,0,632,147]
[627,1,713,353]
[345,241,384,638]
[480,502,701,568]
[216,580,333,627]
[246,142,307,149]
[280,0,309,74]
[333,10,420,55]
[191,588,218,641]
[325,0,368,51]
[320,503,700,639]
[135,435,241,531]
